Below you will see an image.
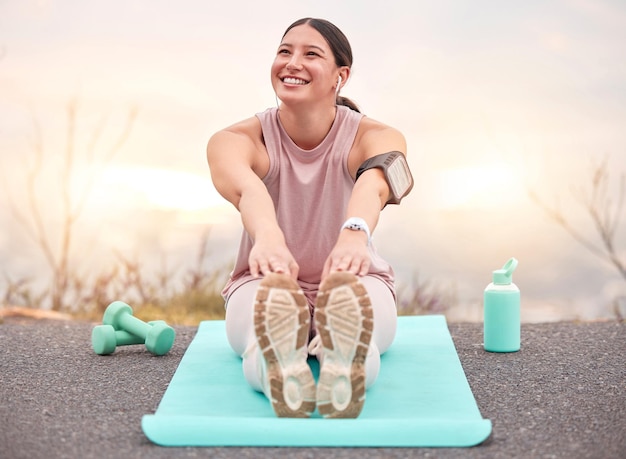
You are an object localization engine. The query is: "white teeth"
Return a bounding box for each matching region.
[283,77,308,85]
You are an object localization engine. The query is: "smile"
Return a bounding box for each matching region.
[282,77,309,85]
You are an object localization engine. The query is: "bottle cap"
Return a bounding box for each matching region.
[492,257,518,285]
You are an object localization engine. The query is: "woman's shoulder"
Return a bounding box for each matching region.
[355,116,406,154]
[207,116,266,164]
[358,116,399,134]
[208,115,264,151]
[216,116,262,139]
[220,107,276,135]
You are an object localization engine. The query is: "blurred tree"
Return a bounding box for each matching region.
[530,156,625,318]
[396,273,456,316]
[2,98,137,311]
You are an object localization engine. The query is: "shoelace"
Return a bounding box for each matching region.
[307,334,323,357]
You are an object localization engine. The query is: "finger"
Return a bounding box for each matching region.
[249,260,260,278]
[269,258,286,274]
[258,261,272,277]
[321,259,331,280]
[344,257,368,277]
[334,256,353,272]
[355,259,370,276]
[346,259,361,275]
[288,261,300,280]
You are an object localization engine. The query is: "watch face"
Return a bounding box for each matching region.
[387,155,413,199]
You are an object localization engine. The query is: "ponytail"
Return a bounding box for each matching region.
[337,95,361,113]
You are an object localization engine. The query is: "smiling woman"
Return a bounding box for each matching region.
[96,166,228,212]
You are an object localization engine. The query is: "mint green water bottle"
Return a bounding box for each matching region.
[483,258,520,352]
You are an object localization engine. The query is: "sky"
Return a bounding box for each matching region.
[1,0,625,321]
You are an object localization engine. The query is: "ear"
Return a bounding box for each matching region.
[337,67,350,89]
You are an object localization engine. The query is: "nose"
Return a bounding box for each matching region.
[286,53,303,70]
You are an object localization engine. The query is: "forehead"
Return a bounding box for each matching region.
[280,24,329,50]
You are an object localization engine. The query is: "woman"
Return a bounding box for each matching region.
[206,18,412,419]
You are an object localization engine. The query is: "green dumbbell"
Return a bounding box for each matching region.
[92,321,169,355]
[99,301,176,355]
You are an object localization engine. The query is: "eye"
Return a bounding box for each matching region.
[277,48,290,55]
[306,51,320,57]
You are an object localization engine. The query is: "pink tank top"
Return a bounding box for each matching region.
[222,106,395,304]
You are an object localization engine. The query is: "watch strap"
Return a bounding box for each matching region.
[340,217,371,244]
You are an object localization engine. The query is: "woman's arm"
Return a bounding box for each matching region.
[322,120,408,279]
[206,122,299,279]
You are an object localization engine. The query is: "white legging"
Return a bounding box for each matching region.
[224,275,397,393]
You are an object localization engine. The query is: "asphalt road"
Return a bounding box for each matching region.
[1,317,624,459]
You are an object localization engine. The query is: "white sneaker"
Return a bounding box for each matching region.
[254,273,316,417]
[314,272,373,418]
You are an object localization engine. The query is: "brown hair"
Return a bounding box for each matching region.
[282,18,361,113]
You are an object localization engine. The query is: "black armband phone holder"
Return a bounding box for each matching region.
[356,151,414,205]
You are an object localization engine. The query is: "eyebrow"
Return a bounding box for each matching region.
[279,43,326,54]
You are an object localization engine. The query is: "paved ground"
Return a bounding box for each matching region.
[0,317,624,459]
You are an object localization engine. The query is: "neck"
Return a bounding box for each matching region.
[278,104,337,150]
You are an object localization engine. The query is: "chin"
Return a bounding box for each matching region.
[276,92,307,106]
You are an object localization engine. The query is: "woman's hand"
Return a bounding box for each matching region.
[322,230,371,280]
[249,236,300,280]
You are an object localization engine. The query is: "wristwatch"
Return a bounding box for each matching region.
[341,217,371,244]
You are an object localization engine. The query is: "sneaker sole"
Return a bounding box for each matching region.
[254,273,316,418]
[315,272,373,418]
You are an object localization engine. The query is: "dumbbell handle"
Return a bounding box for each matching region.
[114,329,145,346]
[117,320,167,344]
[110,322,167,345]
[117,312,151,338]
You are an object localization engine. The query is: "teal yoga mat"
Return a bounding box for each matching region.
[142,315,492,447]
